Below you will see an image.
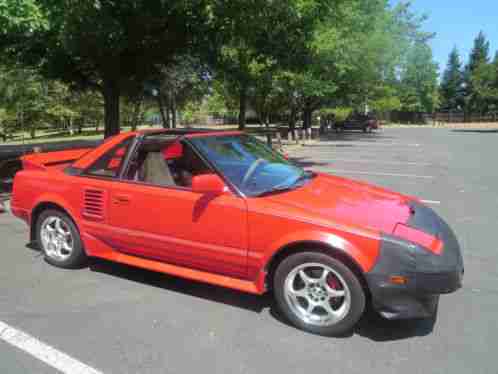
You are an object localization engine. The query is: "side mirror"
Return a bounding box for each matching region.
[191,174,229,195]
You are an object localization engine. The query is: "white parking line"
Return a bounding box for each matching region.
[421,199,441,205]
[315,158,432,166]
[0,320,103,374]
[330,169,435,179]
[330,142,422,147]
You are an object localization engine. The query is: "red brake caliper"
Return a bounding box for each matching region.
[327,274,343,307]
[327,275,341,290]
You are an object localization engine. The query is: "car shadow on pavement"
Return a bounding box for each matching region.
[353,306,437,341]
[269,302,436,341]
[89,258,436,342]
[88,258,271,313]
[25,238,436,341]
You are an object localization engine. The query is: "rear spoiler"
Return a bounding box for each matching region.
[21,148,96,171]
[1,139,102,185]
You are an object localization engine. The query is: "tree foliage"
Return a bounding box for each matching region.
[7,0,215,137]
[440,47,465,111]
[0,0,454,139]
[398,41,439,113]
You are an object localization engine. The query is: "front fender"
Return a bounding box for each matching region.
[263,230,376,273]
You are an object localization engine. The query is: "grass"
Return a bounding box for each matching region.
[1,125,154,145]
[0,123,259,146]
[6,121,496,147]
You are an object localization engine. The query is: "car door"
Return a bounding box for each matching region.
[106,182,248,278]
[78,137,249,278]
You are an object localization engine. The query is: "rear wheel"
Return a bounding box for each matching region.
[36,209,87,268]
[274,251,365,336]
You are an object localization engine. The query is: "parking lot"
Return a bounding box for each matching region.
[1,127,496,374]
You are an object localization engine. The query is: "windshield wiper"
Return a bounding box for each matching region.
[293,170,315,185]
[254,171,315,197]
[254,184,301,197]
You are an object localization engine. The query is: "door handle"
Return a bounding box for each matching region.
[112,194,131,205]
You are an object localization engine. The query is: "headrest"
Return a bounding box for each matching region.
[162,142,183,160]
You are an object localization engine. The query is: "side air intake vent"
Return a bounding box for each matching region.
[82,188,107,220]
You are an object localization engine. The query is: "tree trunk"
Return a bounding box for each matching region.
[303,105,313,130]
[238,85,247,131]
[103,80,121,138]
[131,98,143,131]
[288,107,297,140]
[166,104,171,128]
[68,118,74,136]
[171,97,177,129]
[157,95,168,128]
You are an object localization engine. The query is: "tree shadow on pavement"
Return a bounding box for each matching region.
[451,129,498,134]
[317,130,395,143]
[291,157,331,168]
[89,258,435,342]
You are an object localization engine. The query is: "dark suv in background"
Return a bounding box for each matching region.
[334,113,380,133]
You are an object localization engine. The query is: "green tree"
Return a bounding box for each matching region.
[0,0,46,36]
[464,31,491,114]
[271,0,433,129]
[152,55,209,129]
[469,58,498,114]
[439,47,465,111]
[0,64,48,139]
[9,0,215,137]
[399,41,439,113]
[214,0,322,130]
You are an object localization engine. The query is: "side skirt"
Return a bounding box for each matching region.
[92,250,265,295]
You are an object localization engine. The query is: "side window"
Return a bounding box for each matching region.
[85,138,132,178]
[126,140,212,188]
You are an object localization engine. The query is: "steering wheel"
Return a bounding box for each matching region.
[241,158,266,188]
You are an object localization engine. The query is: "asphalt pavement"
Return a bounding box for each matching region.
[0,127,497,373]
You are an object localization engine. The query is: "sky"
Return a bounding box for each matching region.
[391,0,497,73]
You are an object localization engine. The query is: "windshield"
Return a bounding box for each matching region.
[189,134,309,196]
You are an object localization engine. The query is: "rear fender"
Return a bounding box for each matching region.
[30,193,80,234]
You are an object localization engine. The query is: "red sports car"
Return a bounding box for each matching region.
[11,129,463,336]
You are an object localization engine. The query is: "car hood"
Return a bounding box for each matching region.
[261,172,413,234]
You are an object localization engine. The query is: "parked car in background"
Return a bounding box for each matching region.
[334,113,380,133]
[11,129,463,336]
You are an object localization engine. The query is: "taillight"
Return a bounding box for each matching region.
[393,223,443,255]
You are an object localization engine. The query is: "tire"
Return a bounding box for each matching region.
[36,209,87,269]
[273,251,366,336]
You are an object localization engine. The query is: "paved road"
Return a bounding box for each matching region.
[0,127,496,373]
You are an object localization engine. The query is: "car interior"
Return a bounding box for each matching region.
[125,139,211,188]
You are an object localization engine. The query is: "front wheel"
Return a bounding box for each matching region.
[36,209,87,269]
[273,252,366,336]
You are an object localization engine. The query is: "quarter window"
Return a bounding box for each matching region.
[85,138,132,178]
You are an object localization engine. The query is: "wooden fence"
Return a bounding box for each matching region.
[379,111,498,124]
[432,112,498,124]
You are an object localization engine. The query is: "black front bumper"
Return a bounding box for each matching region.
[365,201,464,320]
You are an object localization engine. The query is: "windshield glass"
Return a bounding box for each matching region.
[189,134,308,196]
